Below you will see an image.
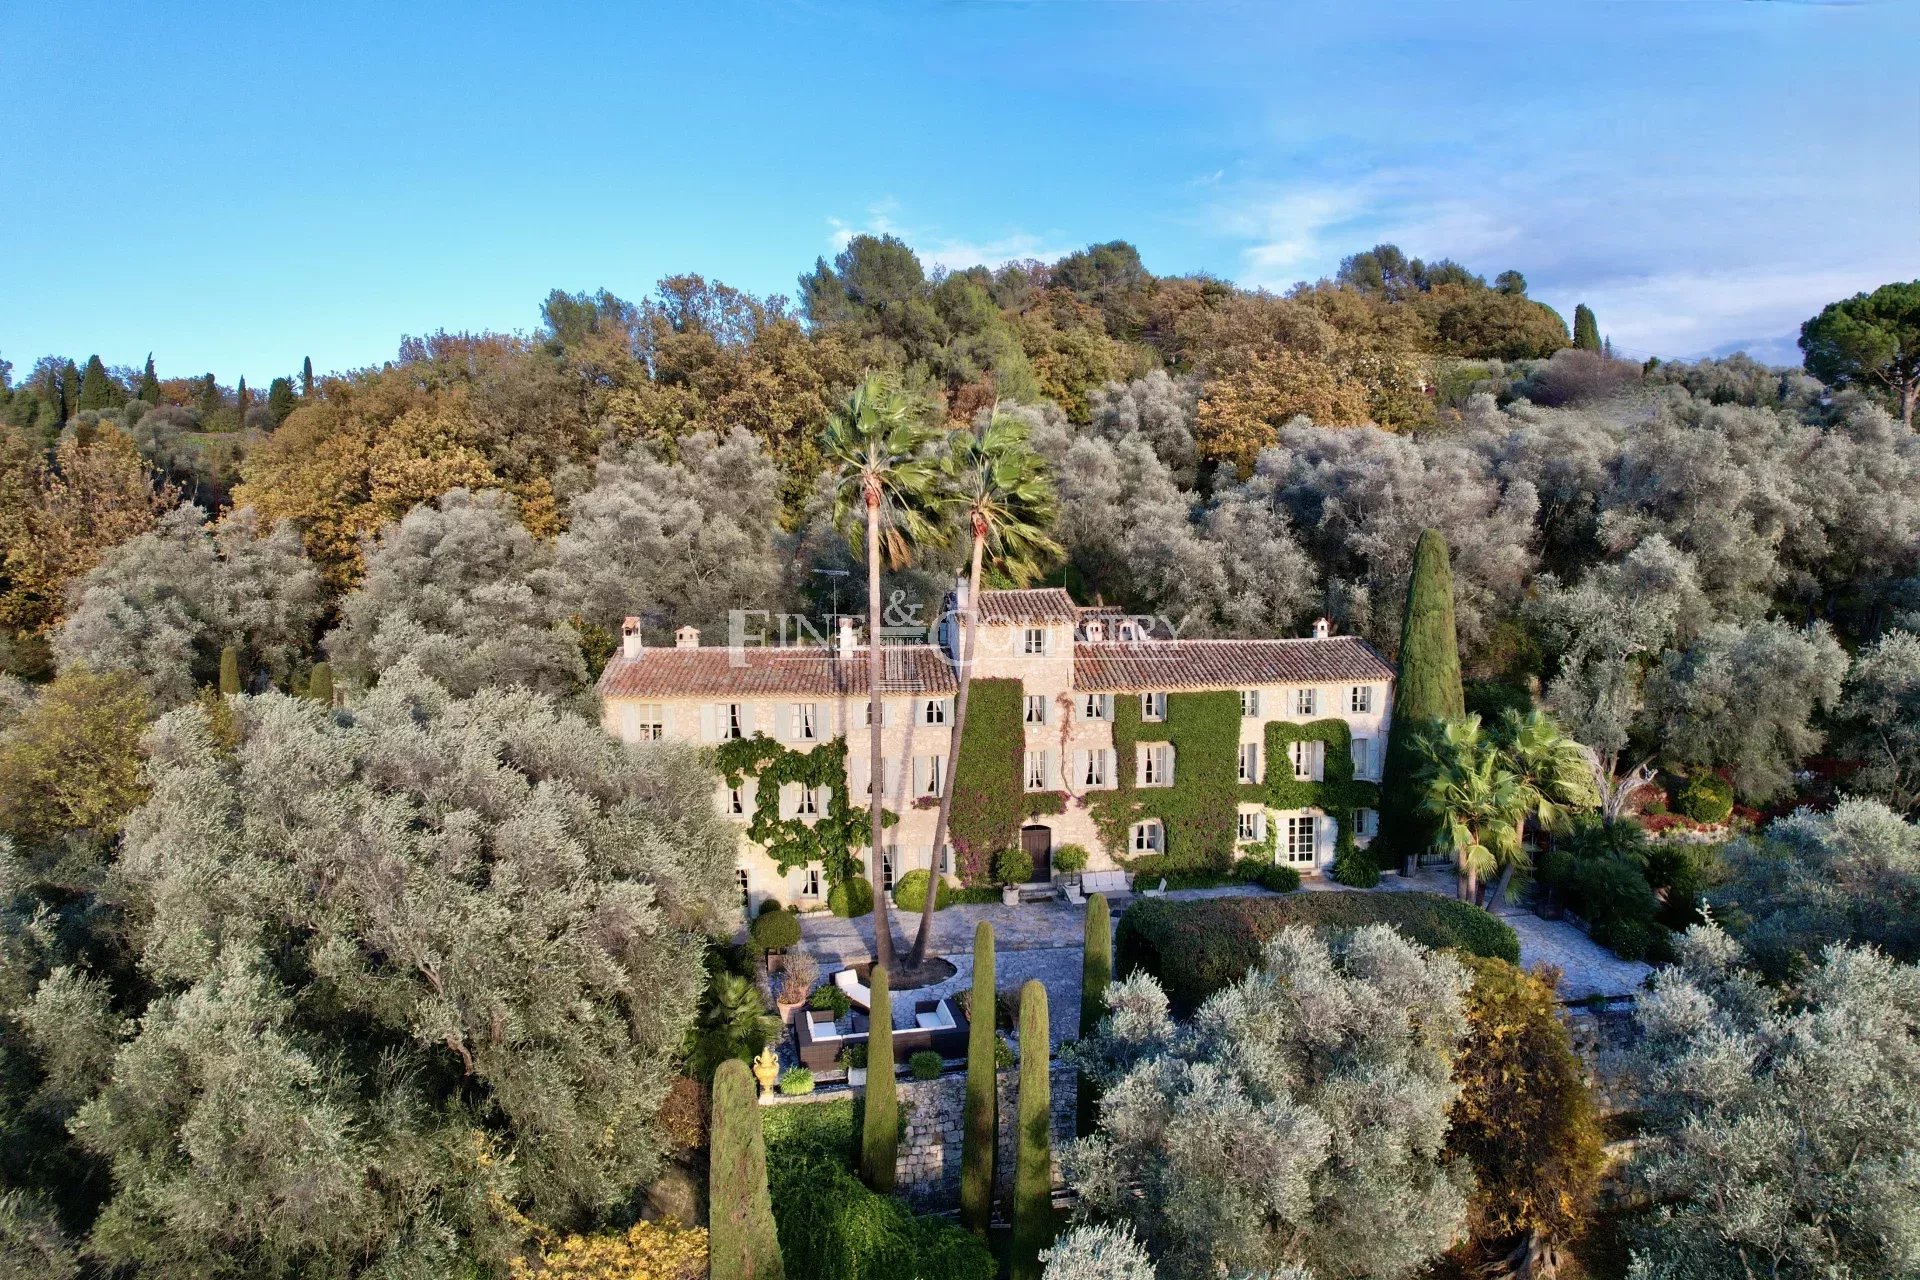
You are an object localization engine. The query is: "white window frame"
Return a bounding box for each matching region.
[1130,820,1164,854]
[1350,685,1373,714]
[1082,749,1110,788]
[1238,810,1265,843]
[922,697,949,727]
[1023,626,1047,656]
[1290,740,1322,782]
[1024,694,1047,725]
[1139,743,1173,787]
[801,866,822,898]
[916,755,946,797]
[1082,693,1111,721]
[1024,750,1049,792]
[727,702,747,739]
[880,848,896,891]
[1141,691,1167,722]
[793,702,818,741]
[1286,814,1318,864]
[736,868,751,901]
[1357,808,1379,839]
[798,786,819,817]
[1238,741,1260,783]
[1240,690,1261,718]
[1294,688,1318,717]
[728,785,746,816]
[1351,736,1374,781]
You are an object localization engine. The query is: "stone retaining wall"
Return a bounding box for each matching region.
[895,1065,1077,1211]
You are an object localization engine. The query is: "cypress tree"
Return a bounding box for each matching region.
[860,965,898,1192]
[1010,979,1053,1280]
[236,376,250,420]
[1075,893,1110,1137]
[301,356,314,398]
[266,377,295,426]
[218,645,241,696]
[197,374,221,417]
[709,1058,785,1280]
[1379,528,1465,874]
[77,355,115,411]
[960,921,997,1235]
[306,661,334,706]
[1573,303,1601,352]
[59,360,79,420]
[136,354,159,402]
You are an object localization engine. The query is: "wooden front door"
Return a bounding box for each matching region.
[1020,825,1052,881]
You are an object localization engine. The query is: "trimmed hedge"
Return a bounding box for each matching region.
[1115,891,1520,1013]
[828,876,874,918]
[893,869,949,913]
[750,908,801,951]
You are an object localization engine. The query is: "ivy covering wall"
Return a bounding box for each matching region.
[1258,718,1383,884]
[711,734,894,885]
[946,678,1067,886]
[1088,691,1243,870]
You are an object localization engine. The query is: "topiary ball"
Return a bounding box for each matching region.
[750,908,801,952]
[893,869,948,913]
[827,876,875,918]
[909,1050,944,1081]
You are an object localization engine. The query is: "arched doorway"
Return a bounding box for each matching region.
[1020,824,1052,882]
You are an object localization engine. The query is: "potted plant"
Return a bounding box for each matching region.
[994,848,1035,905]
[840,1042,868,1087]
[1052,843,1089,886]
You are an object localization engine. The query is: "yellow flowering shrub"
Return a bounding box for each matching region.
[510,1220,708,1280]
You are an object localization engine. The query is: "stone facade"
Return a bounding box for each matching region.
[891,1065,1078,1212]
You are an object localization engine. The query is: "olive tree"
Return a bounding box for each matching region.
[1064,925,1470,1280]
[1087,371,1201,488]
[1837,628,1920,813]
[64,664,738,1277]
[1624,925,1920,1278]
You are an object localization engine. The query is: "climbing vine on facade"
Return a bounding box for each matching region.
[947,678,1065,886]
[711,734,893,885]
[1259,718,1382,885]
[1088,690,1243,870]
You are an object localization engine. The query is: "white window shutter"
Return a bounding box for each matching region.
[913,756,929,795]
[700,704,716,742]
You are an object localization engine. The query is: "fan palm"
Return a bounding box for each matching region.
[1489,708,1601,903]
[826,373,952,975]
[908,407,1062,967]
[1414,715,1528,904]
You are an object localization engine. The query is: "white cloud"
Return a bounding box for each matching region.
[824,200,1072,272]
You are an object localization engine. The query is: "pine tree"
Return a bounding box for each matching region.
[1076,894,1110,1137]
[1010,979,1053,1280]
[197,374,220,417]
[306,661,333,705]
[1379,528,1466,874]
[960,921,997,1235]
[266,377,295,426]
[709,1058,786,1280]
[860,965,898,1192]
[136,354,159,403]
[76,355,118,411]
[218,645,241,696]
[1573,304,1602,353]
[301,356,315,398]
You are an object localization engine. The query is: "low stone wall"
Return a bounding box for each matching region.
[895,1065,1077,1211]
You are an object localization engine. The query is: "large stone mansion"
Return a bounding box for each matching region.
[597,587,1396,913]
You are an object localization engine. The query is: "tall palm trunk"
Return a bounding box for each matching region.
[911,526,984,967]
[865,490,896,974]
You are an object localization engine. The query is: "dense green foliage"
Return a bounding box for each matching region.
[750,907,801,952]
[1011,980,1054,1280]
[860,967,898,1192]
[713,734,892,884]
[892,868,950,912]
[1378,528,1465,869]
[827,875,874,918]
[1114,891,1518,1012]
[1675,771,1733,825]
[960,922,997,1236]
[1798,279,1920,425]
[710,1059,785,1280]
[944,678,1026,883]
[1572,303,1602,353]
[1090,690,1241,869]
[1077,893,1111,1137]
[1260,717,1382,885]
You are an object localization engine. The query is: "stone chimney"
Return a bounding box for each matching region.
[675,626,701,650]
[620,617,644,659]
[838,616,858,657]
[1311,617,1332,640]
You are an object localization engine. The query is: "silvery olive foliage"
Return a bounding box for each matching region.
[1837,627,1920,814]
[1064,925,1470,1280]
[1041,1222,1313,1280]
[325,488,585,697]
[547,427,787,641]
[1087,371,1202,488]
[1643,617,1847,802]
[53,505,323,707]
[1713,797,1920,980]
[63,665,738,1278]
[1624,925,1920,1279]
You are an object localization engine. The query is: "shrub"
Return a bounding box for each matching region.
[1114,891,1520,1013]
[1053,844,1090,875]
[1010,980,1053,1280]
[1677,772,1734,825]
[809,983,851,1019]
[775,951,819,1005]
[768,1146,995,1280]
[839,1042,867,1071]
[1078,893,1112,1137]
[709,1059,783,1280]
[893,869,949,913]
[757,898,782,917]
[909,1050,944,1081]
[961,921,998,1236]
[1569,853,1665,961]
[1230,858,1301,893]
[993,848,1034,887]
[779,1067,815,1097]
[510,1220,708,1280]
[861,967,897,1191]
[828,876,874,918]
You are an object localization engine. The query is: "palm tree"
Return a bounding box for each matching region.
[1414,716,1525,904]
[1489,708,1601,903]
[826,374,950,975]
[908,408,1062,968]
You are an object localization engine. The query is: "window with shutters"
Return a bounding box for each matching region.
[725,702,745,739]
[1238,742,1260,783]
[728,785,746,816]
[922,698,948,726]
[801,866,822,898]
[1023,627,1047,655]
[624,704,663,741]
[1351,737,1374,781]
[1082,750,1110,788]
[1357,808,1379,839]
[1290,740,1322,781]
[1240,690,1261,718]
[1294,688,1317,716]
[793,702,817,741]
[1082,693,1110,721]
[1139,743,1173,787]
[1025,750,1049,792]
[1024,694,1047,725]
[798,786,819,817]
[1140,691,1167,722]
[916,755,945,797]
[1350,685,1373,714]
[1130,820,1163,854]
[1286,815,1318,864]
[1238,811,1265,842]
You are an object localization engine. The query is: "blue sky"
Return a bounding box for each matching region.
[2,1,1914,385]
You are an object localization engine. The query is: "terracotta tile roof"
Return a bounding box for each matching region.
[1072,636,1395,692]
[975,587,1079,625]
[597,644,956,699]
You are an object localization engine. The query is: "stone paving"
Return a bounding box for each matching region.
[799,868,1653,1022]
